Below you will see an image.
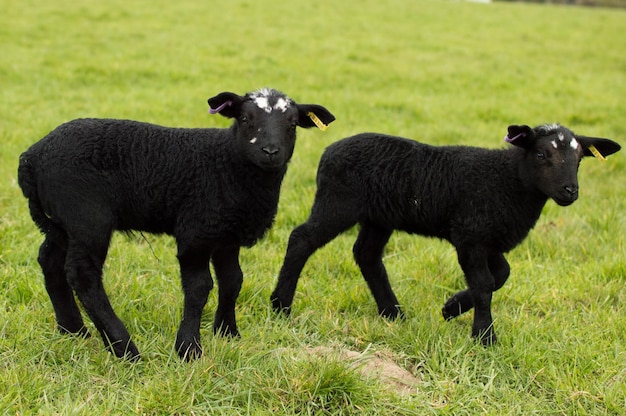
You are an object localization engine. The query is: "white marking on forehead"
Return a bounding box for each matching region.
[558,132,565,142]
[253,95,271,113]
[249,88,292,113]
[274,97,290,112]
[551,140,558,149]
[570,138,580,150]
[250,137,257,144]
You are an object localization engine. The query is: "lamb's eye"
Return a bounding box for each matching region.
[537,151,545,160]
[240,116,248,124]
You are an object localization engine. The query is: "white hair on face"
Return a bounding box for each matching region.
[551,140,558,149]
[249,88,292,113]
[249,88,271,100]
[558,132,565,142]
[254,96,271,113]
[274,97,290,113]
[249,88,272,112]
[570,138,580,150]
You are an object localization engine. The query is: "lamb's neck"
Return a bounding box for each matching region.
[508,152,550,230]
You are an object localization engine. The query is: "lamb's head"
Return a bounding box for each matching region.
[506,124,621,206]
[208,88,335,171]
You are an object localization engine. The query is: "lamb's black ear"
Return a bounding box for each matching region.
[504,125,535,148]
[296,104,336,130]
[576,135,621,158]
[207,92,245,118]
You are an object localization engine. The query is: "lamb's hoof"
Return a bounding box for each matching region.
[176,338,203,361]
[59,324,91,338]
[213,323,240,338]
[472,327,497,346]
[125,349,141,362]
[109,340,141,361]
[270,296,292,316]
[442,294,470,321]
[442,301,461,321]
[442,291,475,320]
[379,305,404,320]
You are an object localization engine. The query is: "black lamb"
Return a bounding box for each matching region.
[18,88,335,360]
[271,124,620,345]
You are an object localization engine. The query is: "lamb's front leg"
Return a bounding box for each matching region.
[442,252,510,321]
[442,289,473,321]
[211,246,243,337]
[176,248,213,360]
[456,246,497,346]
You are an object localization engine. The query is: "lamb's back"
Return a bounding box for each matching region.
[26,119,244,235]
[318,133,532,247]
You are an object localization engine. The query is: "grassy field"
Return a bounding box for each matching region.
[1,0,625,414]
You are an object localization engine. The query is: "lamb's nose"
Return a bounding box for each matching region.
[564,185,578,196]
[262,147,279,156]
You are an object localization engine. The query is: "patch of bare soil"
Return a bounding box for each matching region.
[306,346,421,395]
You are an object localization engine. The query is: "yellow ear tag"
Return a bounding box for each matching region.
[307,112,328,131]
[588,145,606,162]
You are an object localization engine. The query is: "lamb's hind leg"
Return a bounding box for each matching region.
[38,234,88,336]
[442,252,509,321]
[353,223,402,319]
[65,239,139,360]
[271,214,356,315]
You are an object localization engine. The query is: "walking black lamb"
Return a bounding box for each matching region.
[271,124,620,345]
[18,88,335,360]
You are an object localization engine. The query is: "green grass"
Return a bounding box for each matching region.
[1,0,625,414]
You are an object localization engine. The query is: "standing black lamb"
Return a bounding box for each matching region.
[18,88,335,360]
[270,124,620,345]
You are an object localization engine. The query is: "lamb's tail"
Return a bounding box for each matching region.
[18,152,66,241]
